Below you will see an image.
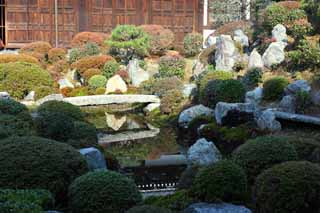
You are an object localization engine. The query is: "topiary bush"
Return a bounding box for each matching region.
[48,48,66,63]
[160,89,184,114]
[69,170,142,213]
[0,99,28,115]
[71,31,110,48]
[127,205,172,213]
[35,111,75,142]
[88,75,107,89]
[183,33,203,57]
[0,113,35,139]
[232,136,298,183]
[0,62,53,99]
[0,136,88,204]
[198,70,234,103]
[254,161,320,213]
[203,79,246,107]
[19,41,52,64]
[139,77,183,97]
[71,55,115,75]
[102,60,120,79]
[158,55,186,79]
[34,86,54,100]
[141,25,175,56]
[286,136,320,163]
[191,160,247,203]
[68,121,98,149]
[0,54,39,64]
[83,68,102,82]
[263,76,289,101]
[241,67,263,90]
[107,25,150,64]
[37,100,84,121]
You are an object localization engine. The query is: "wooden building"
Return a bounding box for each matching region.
[0,0,250,48]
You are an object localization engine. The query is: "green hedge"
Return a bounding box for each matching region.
[0,136,88,204]
[0,99,28,115]
[69,170,142,213]
[263,77,289,101]
[254,161,320,213]
[0,113,35,139]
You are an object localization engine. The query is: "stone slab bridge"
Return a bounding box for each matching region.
[36,94,161,109]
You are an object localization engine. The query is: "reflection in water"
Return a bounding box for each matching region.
[105,113,127,131]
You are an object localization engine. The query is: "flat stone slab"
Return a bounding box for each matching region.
[36,94,160,106]
[273,111,320,126]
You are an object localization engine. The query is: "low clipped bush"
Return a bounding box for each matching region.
[191,160,247,203]
[102,60,120,79]
[35,111,75,142]
[296,90,312,113]
[241,67,263,90]
[160,89,184,114]
[69,170,142,213]
[0,99,28,115]
[141,25,175,56]
[20,41,52,56]
[286,137,320,163]
[178,166,200,190]
[37,100,84,121]
[254,161,320,213]
[69,121,98,149]
[187,115,215,141]
[0,62,53,99]
[139,77,183,97]
[212,20,253,37]
[34,86,54,100]
[277,1,301,10]
[232,136,298,183]
[0,113,34,139]
[108,25,150,64]
[95,87,106,95]
[83,68,102,82]
[203,79,246,107]
[159,55,186,79]
[82,42,101,57]
[144,190,193,212]
[0,136,88,204]
[71,31,110,48]
[263,76,289,101]
[67,87,90,97]
[0,54,39,64]
[71,55,115,74]
[0,189,54,212]
[183,33,203,57]
[198,70,234,103]
[127,205,172,213]
[48,48,66,63]
[88,75,107,89]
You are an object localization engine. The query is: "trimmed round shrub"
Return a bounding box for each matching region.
[102,60,120,79]
[191,160,247,203]
[48,48,66,63]
[0,113,34,139]
[35,111,75,142]
[254,161,320,213]
[95,87,106,95]
[69,170,142,213]
[159,55,186,79]
[203,79,246,107]
[0,99,28,115]
[141,25,175,56]
[198,70,234,103]
[107,25,150,64]
[160,89,184,114]
[68,121,98,149]
[241,67,263,90]
[71,55,115,74]
[0,62,53,99]
[0,54,39,64]
[0,136,88,204]
[20,41,52,55]
[82,42,101,57]
[88,75,107,89]
[37,100,84,121]
[127,205,172,213]
[183,33,203,57]
[263,76,289,101]
[232,136,298,183]
[83,68,102,82]
[139,77,183,97]
[286,136,320,163]
[212,20,253,37]
[34,86,54,100]
[71,31,110,48]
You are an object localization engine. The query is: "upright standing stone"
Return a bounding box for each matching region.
[128,59,150,87]
[248,49,263,69]
[105,75,128,94]
[272,24,288,43]
[262,42,286,68]
[215,35,240,71]
[79,147,107,171]
[234,29,249,47]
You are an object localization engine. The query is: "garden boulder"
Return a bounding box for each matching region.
[312,91,320,106]
[272,24,288,43]
[234,29,249,47]
[215,35,240,71]
[256,110,281,132]
[79,147,107,171]
[106,75,127,94]
[285,80,311,95]
[178,105,214,128]
[58,78,74,89]
[215,102,256,125]
[262,42,286,68]
[187,138,222,166]
[245,87,263,106]
[279,95,296,113]
[182,83,197,98]
[248,49,263,69]
[184,202,252,213]
[0,92,10,99]
[128,59,150,87]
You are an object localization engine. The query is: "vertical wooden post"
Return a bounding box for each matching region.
[55,0,58,47]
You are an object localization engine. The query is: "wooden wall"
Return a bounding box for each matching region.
[5,0,203,48]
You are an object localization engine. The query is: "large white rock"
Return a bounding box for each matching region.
[279,95,296,113]
[58,78,74,89]
[187,138,222,166]
[256,110,281,132]
[245,87,263,106]
[215,102,256,125]
[262,42,286,68]
[182,83,197,98]
[106,75,127,94]
[184,203,252,213]
[178,105,214,128]
[285,80,311,95]
[79,147,107,171]
[215,35,240,71]
[234,29,249,47]
[24,91,35,101]
[272,24,288,43]
[128,59,150,87]
[0,92,10,99]
[144,103,161,113]
[248,49,263,69]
